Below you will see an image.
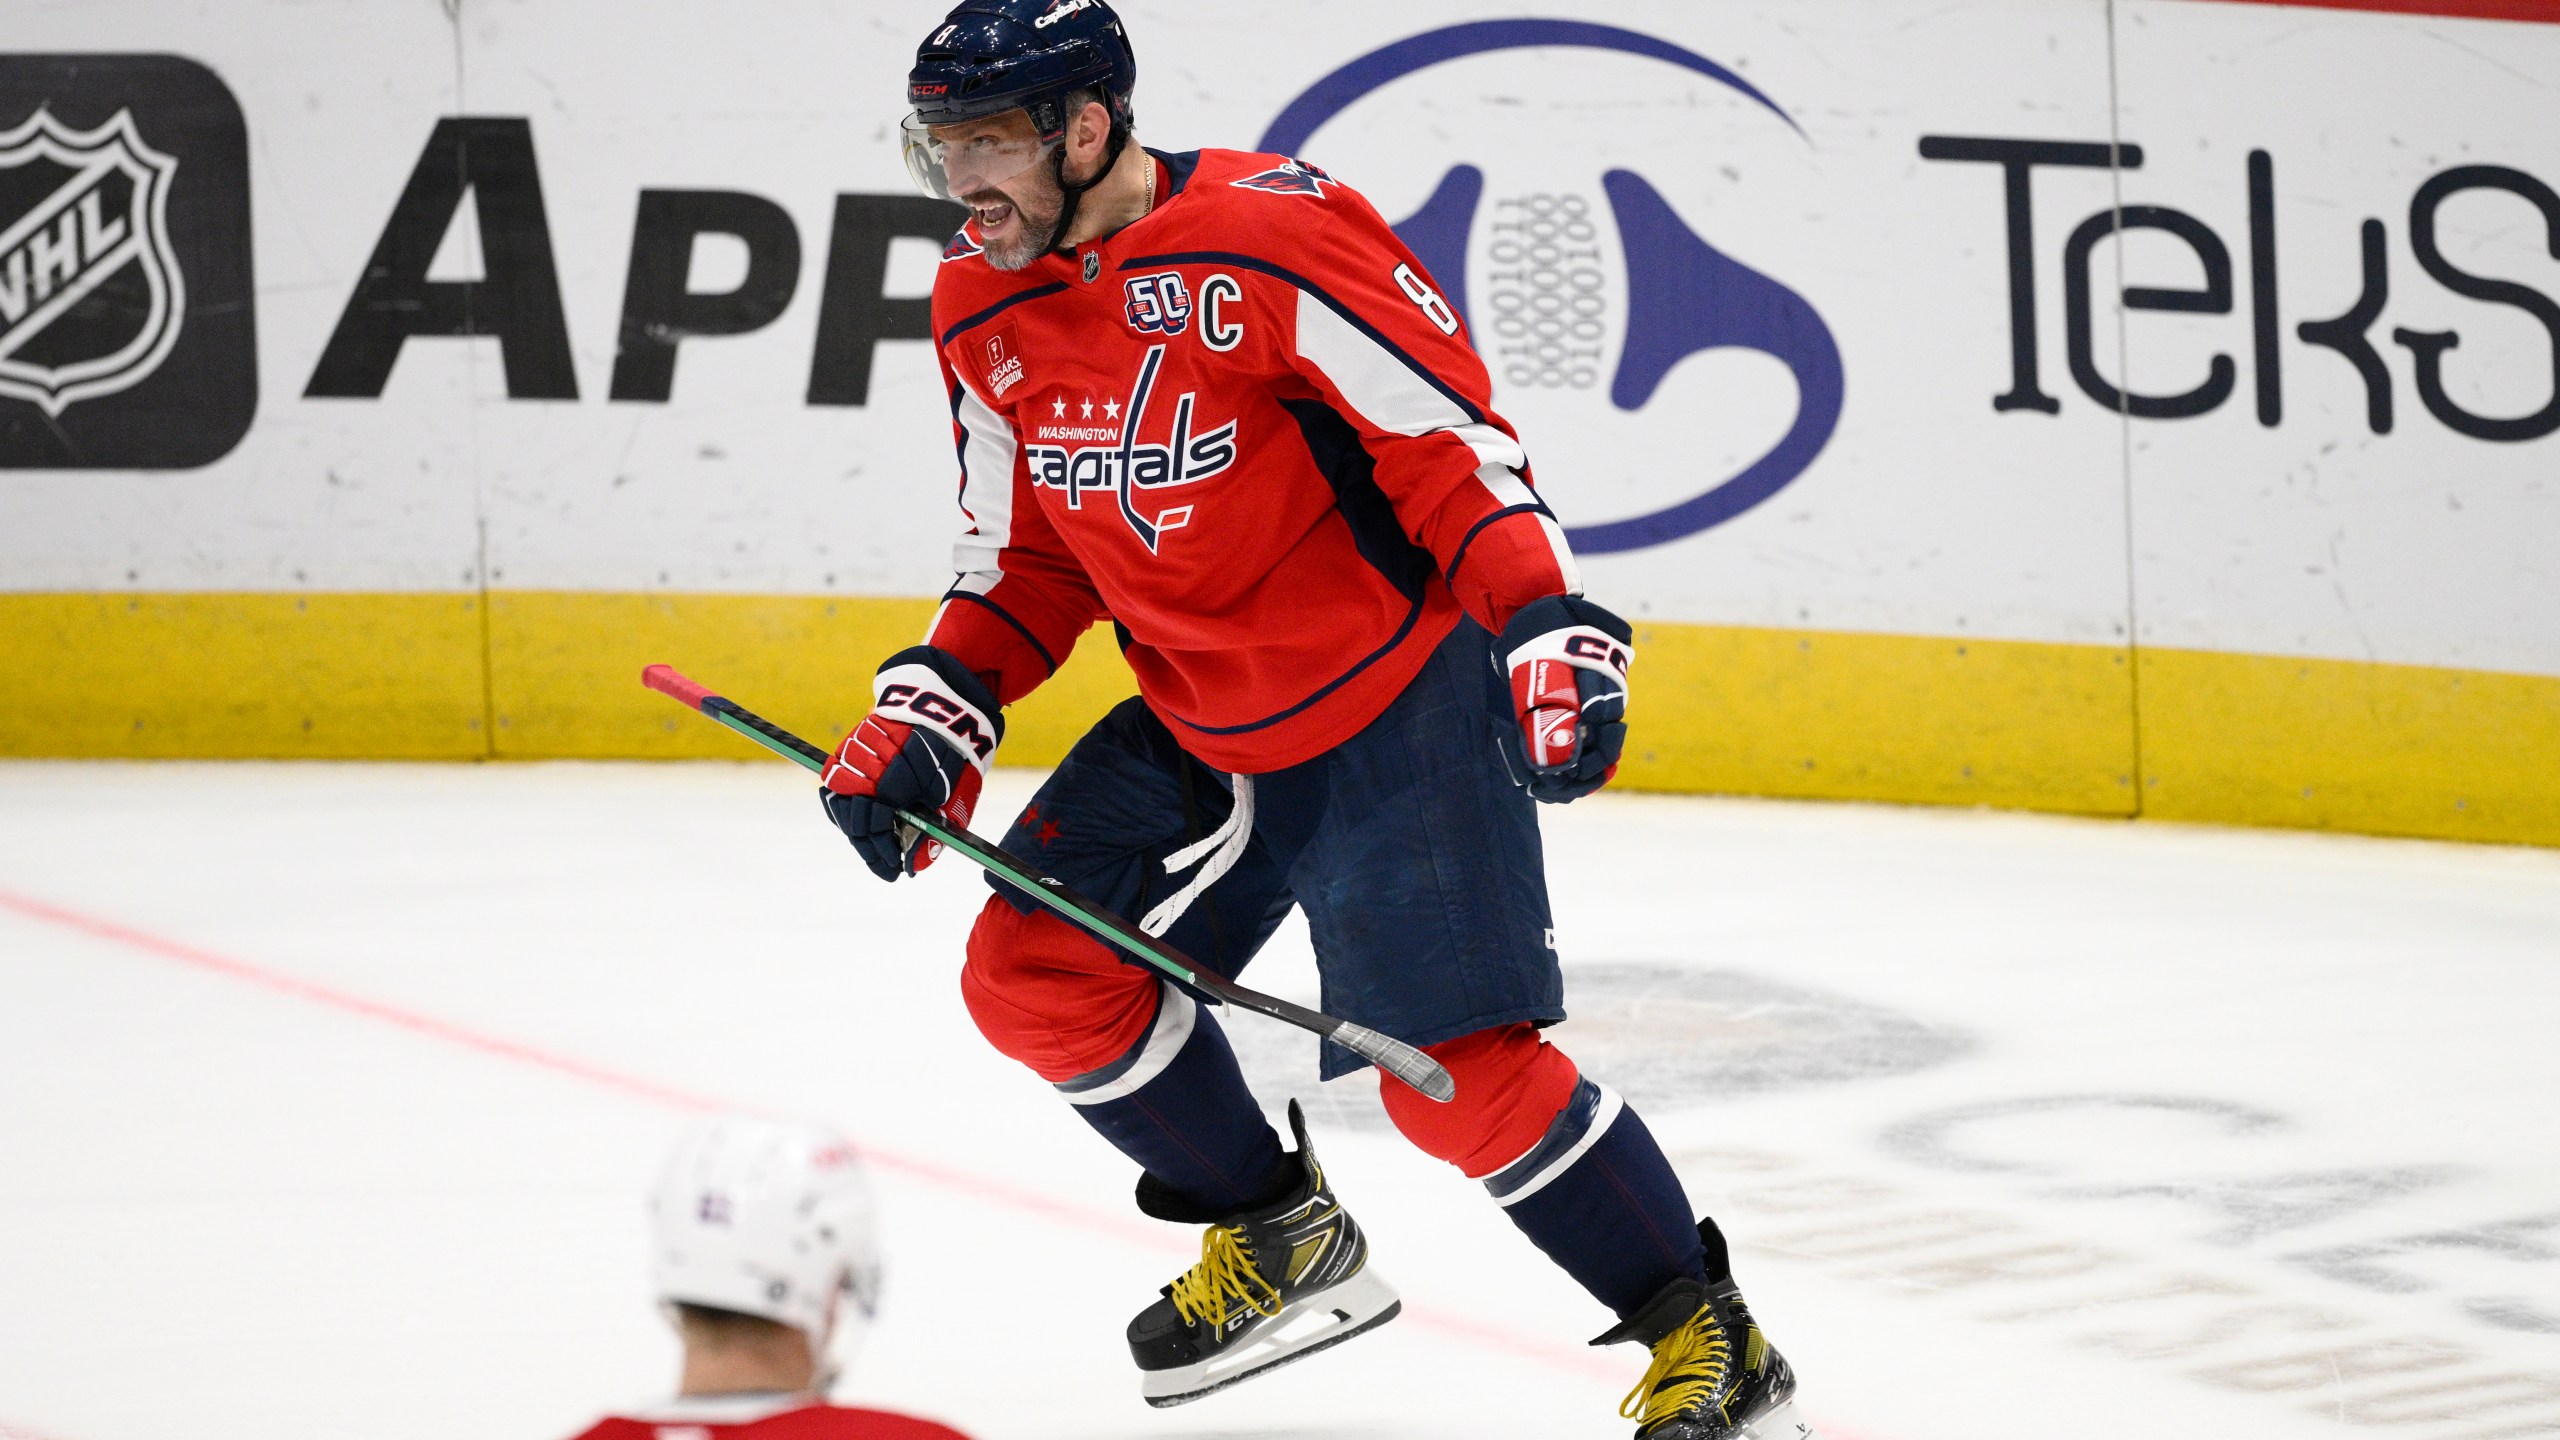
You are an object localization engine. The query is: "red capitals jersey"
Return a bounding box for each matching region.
[925,148,1582,773]
[568,1395,970,1440]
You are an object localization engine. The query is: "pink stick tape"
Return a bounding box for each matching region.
[640,664,716,711]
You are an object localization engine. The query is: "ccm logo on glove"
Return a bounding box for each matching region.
[1497,596,1633,804]
[876,681,998,760]
[1563,633,1631,668]
[821,647,1006,881]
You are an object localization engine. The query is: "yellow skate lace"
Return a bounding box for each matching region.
[1621,1304,1735,1428]
[1168,1224,1284,1329]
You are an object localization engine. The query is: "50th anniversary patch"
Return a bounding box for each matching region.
[0,55,255,469]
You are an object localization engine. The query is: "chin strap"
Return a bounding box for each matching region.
[808,1309,840,1397]
[1049,125,1131,255]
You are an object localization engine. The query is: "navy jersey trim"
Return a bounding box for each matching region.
[946,380,971,476]
[1116,249,1487,425]
[1146,148,1202,198]
[939,282,1071,347]
[1445,501,1548,592]
[1158,587,1430,738]
[1144,398,1439,739]
[939,588,1060,677]
[1281,397,1434,604]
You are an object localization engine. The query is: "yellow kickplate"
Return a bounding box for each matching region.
[1621,622,2139,817]
[2139,647,2560,847]
[7,591,2555,847]
[0,591,488,759]
[486,590,1136,765]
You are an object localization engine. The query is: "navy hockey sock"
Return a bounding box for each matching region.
[1056,980,1290,1216]
[1483,1079,1709,1317]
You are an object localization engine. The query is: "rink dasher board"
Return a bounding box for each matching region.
[0,1,2554,847]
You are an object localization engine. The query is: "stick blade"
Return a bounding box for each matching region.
[1327,1023,1456,1102]
[642,664,715,711]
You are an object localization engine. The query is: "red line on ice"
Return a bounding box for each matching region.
[0,888,720,1111]
[0,886,1624,1383]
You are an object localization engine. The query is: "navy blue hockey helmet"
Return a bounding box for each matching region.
[907,0,1137,139]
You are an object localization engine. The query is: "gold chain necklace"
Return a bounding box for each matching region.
[1076,150,1151,280]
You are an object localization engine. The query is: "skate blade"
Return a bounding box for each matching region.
[1741,1398,1815,1440]
[1140,1268,1401,1408]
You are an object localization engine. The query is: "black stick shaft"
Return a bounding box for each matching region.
[641,665,1455,1101]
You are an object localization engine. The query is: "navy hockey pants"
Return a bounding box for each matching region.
[956,619,1711,1318]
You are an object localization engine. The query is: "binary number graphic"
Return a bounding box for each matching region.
[1487,193,1603,390]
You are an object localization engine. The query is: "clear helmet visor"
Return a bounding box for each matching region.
[901,112,1061,203]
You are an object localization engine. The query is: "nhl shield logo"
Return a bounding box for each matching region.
[0,107,184,418]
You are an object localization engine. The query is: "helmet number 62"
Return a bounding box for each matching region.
[1393,263,1459,336]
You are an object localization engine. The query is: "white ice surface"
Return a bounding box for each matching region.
[3,763,2558,1440]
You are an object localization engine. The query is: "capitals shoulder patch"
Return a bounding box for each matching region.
[941,227,983,263]
[1230,158,1334,197]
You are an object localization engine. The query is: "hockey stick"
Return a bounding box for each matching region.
[640,664,1456,1102]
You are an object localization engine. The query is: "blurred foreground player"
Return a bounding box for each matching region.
[818,2,1810,1436]
[567,1117,970,1440]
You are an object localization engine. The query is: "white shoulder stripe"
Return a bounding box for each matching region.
[1293,290,1526,470]
[950,380,1019,596]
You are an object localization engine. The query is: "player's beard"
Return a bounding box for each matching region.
[965,164,1067,273]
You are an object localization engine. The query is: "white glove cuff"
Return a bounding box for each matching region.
[1505,625,1632,686]
[873,662,1000,776]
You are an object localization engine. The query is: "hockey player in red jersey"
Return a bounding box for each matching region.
[820,4,1810,1438]
[566,1117,972,1440]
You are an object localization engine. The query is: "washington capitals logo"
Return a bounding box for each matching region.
[1027,344,1238,553]
[941,227,983,263]
[0,107,184,417]
[1231,158,1334,198]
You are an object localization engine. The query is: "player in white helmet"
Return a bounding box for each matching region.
[564,1115,972,1440]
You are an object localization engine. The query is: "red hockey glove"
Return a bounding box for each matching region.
[1496,595,1632,805]
[819,646,1003,881]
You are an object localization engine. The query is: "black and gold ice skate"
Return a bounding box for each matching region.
[1594,1221,1813,1440]
[1126,1100,1400,1406]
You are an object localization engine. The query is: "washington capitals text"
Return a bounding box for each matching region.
[1026,391,1237,542]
